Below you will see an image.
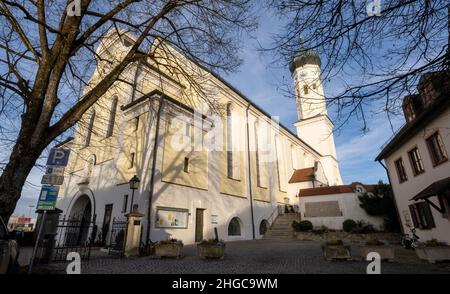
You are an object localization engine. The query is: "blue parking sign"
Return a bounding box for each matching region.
[46,148,70,166]
[36,185,59,210]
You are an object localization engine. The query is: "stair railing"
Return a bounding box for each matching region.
[267,204,283,228]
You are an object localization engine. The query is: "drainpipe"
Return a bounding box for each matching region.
[146,94,165,244]
[377,159,404,234]
[246,104,256,239]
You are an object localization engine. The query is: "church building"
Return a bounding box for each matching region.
[53,29,359,245]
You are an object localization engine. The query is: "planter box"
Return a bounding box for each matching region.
[355,245,395,262]
[322,244,351,261]
[415,247,450,264]
[197,244,225,259]
[155,243,183,258]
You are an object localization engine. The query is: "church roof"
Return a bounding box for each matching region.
[289,48,321,73]
[288,167,315,183]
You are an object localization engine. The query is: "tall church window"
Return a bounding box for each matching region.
[106,96,118,138]
[274,135,281,190]
[254,121,262,187]
[226,103,233,178]
[275,135,287,192]
[85,110,96,147]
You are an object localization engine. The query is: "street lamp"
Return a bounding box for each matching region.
[128,175,140,213]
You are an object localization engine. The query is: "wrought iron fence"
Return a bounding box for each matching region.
[52,214,97,262]
[108,217,128,257]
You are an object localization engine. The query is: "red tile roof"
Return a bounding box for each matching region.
[288,167,315,183]
[299,183,375,197]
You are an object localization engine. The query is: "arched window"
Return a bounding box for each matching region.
[303,85,309,95]
[85,110,96,147]
[106,96,118,138]
[312,83,317,90]
[226,103,233,178]
[228,217,242,236]
[259,220,269,235]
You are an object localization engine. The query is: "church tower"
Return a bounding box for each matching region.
[290,47,343,186]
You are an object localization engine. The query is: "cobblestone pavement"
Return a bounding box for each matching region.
[47,240,450,274]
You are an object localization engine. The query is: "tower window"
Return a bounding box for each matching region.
[303,85,309,95]
[312,83,317,90]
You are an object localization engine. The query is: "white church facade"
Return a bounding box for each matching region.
[53,30,354,245]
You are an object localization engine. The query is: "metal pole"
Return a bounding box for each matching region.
[28,210,47,274]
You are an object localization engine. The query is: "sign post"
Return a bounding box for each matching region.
[28,210,47,274]
[29,147,70,272]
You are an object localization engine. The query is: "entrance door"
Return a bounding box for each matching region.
[195,209,204,242]
[102,204,113,245]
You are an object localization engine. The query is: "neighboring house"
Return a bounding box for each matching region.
[297,183,384,230]
[7,216,36,232]
[376,71,450,244]
[50,29,345,245]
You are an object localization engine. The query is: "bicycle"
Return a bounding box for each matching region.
[401,228,420,249]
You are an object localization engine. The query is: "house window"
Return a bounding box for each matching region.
[409,202,435,230]
[226,103,233,178]
[228,217,241,236]
[85,110,96,147]
[122,195,128,213]
[426,132,448,166]
[106,96,118,138]
[129,152,135,169]
[394,158,408,183]
[408,147,425,176]
[184,157,189,173]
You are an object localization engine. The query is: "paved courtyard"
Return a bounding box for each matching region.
[40,239,450,274]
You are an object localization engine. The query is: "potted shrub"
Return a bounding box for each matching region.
[415,239,450,264]
[154,239,183,258]
[356,239,395,262]
[292,220,313,232]
[322,240,351,261]
[197,239,225,259]
[342,219,356,232]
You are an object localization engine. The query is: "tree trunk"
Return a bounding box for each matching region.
[0,132,42,223]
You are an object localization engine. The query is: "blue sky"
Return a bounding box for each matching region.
[12,9,407,217]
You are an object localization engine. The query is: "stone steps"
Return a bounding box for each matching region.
[263,213,300,240]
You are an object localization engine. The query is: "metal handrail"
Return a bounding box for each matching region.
[267,205,283,228]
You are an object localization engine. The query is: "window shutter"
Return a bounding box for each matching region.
[409,204,420,228]
[422,202,435,229]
